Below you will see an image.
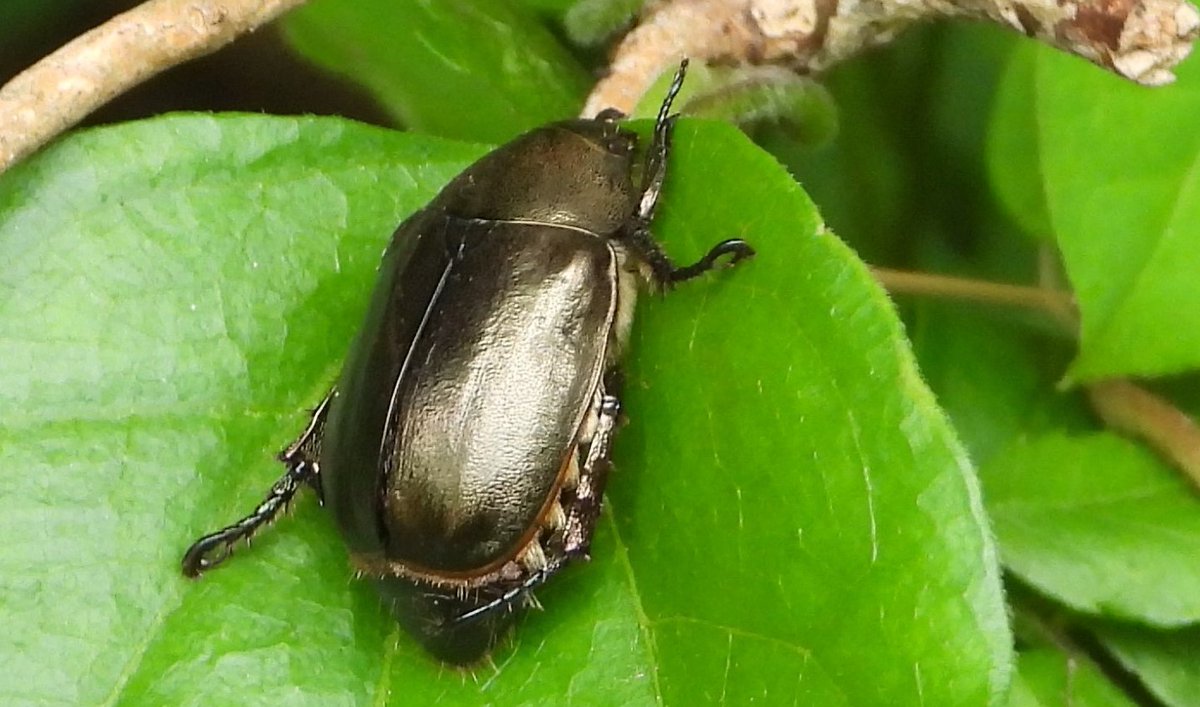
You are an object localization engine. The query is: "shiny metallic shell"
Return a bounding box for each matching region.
[319,121,638,578]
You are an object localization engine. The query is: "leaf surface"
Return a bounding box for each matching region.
[1095,623,1200,707]
[0,115,1009,704]
[981,433,1200,626]
[1007,649,1136,707]
[989,47,1200,380]
[283,0,589,143]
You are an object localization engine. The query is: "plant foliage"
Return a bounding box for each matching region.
[1,1,1198,705]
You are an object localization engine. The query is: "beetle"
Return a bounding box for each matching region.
[181,60,754,664]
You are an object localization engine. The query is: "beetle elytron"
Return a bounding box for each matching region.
[182,60,754,663]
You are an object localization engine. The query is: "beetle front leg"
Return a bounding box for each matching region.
[624,60,756,287]
[664,238,756,284]
[635,58,690,230]
[180,392,333,577]
[276,390,333,503]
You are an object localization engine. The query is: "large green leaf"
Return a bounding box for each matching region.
[985,42,1054,241]
[617,123,1011,704]
[988,46,1200,381]
[282,0,589,143]
[0,115,1009,704]
[981,433,1200,626]
[909,301,1073,466]
[1095,622,1200,707]
[1007,648,1136,707]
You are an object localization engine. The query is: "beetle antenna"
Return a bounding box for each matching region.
[648,59,688,182]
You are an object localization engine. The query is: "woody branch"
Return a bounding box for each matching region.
[0,0,310,174]
[584,0,1200,115]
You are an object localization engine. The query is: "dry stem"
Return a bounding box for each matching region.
[0,0,310,174]
[871,266,1078,330]
[874,266,1200,491]
[1089,380,1200,491]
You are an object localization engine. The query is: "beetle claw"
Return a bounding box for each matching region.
[667,238,756,284]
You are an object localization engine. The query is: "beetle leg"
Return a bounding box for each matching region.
[561,393,620,557]
[452,393,622,626]
[666,238,756,283]
[180,392,333,577]
[622,59,756,287]
[621,59,685,284]
[626,227,756,288]
[635,59,689,227]
[277,391,334,502]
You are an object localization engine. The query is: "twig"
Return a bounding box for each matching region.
[0,0,310,175]
[873,266,1200,490]
[1088,380,1200,492]
[584,0,1200,115]
[870,266,1078,330]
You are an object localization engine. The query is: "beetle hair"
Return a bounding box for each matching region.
[606,241,649,362]
[544,499,567,531]
[518,539,549,573]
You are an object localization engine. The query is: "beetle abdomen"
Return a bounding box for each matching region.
[381,219,617,574]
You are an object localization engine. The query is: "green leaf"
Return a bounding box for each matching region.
[981,433,1200,626]
[564,0,644,46]
[771,54,915,262]
[909,301,1074,466]
[282,0,589,143]
[0,115,489,706]
[1094,622,1200,707]
[0,0,87,37]
[0,115,1010,703]
[619,122,1012,704]
[993,46,1200,381]
[1007,648,1137,707]
[985,42,1054,241]
[903,217,1088,466]
[674,66,839,149]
